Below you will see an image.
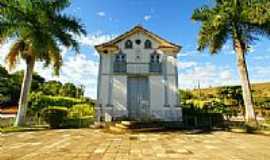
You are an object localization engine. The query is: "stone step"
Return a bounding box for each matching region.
[115,123,130,129]
[132,127,165,132]
[90,122,106,129]
[107,121,184,134]
[121,121,137,126]
[109,126,165,133]
[109,126,128,133]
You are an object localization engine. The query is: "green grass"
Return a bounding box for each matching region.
[0,126,48,133]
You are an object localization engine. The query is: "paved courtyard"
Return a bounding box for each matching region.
[1,129,270,160]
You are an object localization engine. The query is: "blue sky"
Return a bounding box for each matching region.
[1,0,270,98]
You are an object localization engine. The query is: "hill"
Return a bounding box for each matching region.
[190,82,270,99]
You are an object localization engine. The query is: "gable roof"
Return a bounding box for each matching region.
[95,25,182,54]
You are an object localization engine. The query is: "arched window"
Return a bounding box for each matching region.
[114,51,127,73]
[150,55,155,63]
[150,52,160,63]
[125,40,133,49]
[145,40,152,49]
[150,51,161,73]
[115,51,126,62]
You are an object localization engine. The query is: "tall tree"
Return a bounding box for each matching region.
[0,0,86,126]
[192,0,270,123]
[39,80,63,96]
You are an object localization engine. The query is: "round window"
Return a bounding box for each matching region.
[135,39,141,45]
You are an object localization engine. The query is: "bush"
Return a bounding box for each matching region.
[63,116,94,128]
[68,104,94,118]
[43,106,68,128]
[183,107,224,128]
[0,118,15,128]
[42,105,95,129]
[29,92,87,112]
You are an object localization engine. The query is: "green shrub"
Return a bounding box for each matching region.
[0,118,15,128]
[183,107,224,128]
[63,116,94,128]
[68,104,94,118]
[29,92,87,112]
[43,106,68,128]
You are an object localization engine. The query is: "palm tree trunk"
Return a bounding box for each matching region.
[14,59,35,127]
[234,40,256,122]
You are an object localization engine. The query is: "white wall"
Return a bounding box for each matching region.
[98,75,109,106]
[117,32,159,64]
[112,75,128,117]
[97,31,182,121]
[149,76,165,110]
[167,76,178,107]
[101,54,111,74]
[166,55,177,75]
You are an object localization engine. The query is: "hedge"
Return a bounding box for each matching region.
[43,105,94,129]
[43,106,68,128]
[63,116,94,128]
[68,104,95,118]
[183,107,224,128]
[29,92,87,112]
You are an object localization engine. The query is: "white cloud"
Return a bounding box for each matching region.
[179,63,234,89]
[76,33,116,47]
[252,66,270,80]
[250,54,270,61]
[74,33,116,56]
[178,61,197,69]
[220,70,232,81]
[179,48,201,57]
[0,33,116,99]
[222,44,235,55]
[144,15,152,21]
[97,11,106,17]
[38,54,99,98]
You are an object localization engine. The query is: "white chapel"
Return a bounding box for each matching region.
[95,26,182,122]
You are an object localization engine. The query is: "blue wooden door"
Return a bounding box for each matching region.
[127,77,150,121]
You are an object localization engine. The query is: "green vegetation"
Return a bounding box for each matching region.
[192,0,270,123]
[0,0,86,127]
[29,93,88,113]
[183,107,224,128]
[0,65,91,105]
[43,107,68,128]
[188,83,270,112]
[0,64,95,129]
[181,88,270,131]
[180,83,270,130]
[68,104,95,118]
[0,127,47,133]
[43,105,94,129]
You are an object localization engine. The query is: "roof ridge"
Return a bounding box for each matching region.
[95,25,181,54]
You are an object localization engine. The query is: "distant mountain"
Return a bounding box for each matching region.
[190,82,270,98]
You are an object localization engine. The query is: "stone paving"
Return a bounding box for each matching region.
[1,129,270,160]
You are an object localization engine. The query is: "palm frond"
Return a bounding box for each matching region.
[5,40,25,70]
[191,6,212,21]
[47,0,71,12]
[193,5,230,54]
[53,14,87,36]
[193,0,270,55]
[0,0,85,73]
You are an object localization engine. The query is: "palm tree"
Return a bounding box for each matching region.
[192,0,270,123]
[0,0,86,127]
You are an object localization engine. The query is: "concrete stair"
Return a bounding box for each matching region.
[107,121,184,134]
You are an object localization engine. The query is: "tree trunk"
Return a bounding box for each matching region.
[14,59,35,127]
[234,40,256,122]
